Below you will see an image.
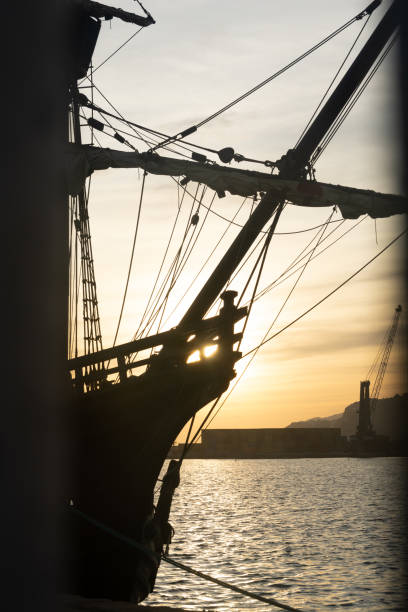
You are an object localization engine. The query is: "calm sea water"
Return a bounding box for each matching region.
[145,458,408,612]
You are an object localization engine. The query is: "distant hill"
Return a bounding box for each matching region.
[287,393,408,440]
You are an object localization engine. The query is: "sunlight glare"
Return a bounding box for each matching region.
[203,345,218,358]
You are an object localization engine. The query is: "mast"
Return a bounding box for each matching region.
[68,0,155,362]
[178,1,398,329]
[280,0,399,175]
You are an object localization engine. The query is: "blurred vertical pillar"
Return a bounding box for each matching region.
[1,1,70,611]
[396,0,407,196]
[395,0,408,582]
[396,2,408,404]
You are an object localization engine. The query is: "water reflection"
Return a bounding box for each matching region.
[147,458,407,611]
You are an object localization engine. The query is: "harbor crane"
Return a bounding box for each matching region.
[357,305,402,439]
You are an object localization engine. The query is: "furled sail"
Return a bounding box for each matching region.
[65,143,406,220]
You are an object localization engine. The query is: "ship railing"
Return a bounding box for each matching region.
[68,292,247,393]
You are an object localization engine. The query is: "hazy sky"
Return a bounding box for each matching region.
[75,0,406,433]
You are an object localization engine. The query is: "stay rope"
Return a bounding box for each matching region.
[80,0,382,168]
[243,227,407,358]
[193,8,370,131]
[149,3,379,155]
[294,11,372,148]
[312,33,398,164]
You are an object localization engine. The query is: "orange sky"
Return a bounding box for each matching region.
[73,0,407,435]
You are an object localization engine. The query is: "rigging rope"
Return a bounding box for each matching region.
[250,216,367,306]
[179,415,196,463]
[137,255,182,339]
[224,202,336,298]
[80,1,379,164]
[162,190,216,295]
[237,206,285,349]
[130,182,212,353]
[182,206,288,453]
[133,184,189,340]
[82,80,219,158]
[161,196,249,328]
[91,108,197,160]
[243,227,407,358]
[136,185,200,339]
[112,171,147,349]
[192,4,377,131]
[68,197,79,358]
[80,27,143,82]
[111,173,187,378]
[294,11,372,148]
[167,186,209,287]
[77,0,153,84]
[202,209,336,432]
[75,0,390,202]
[227,229,275,294]
[137,5,378,155]
[86,79,153,148]
[95,112,199,159]
[165,210,363,448]
[79,106,339,344]
[312,33,398,164]
[184,394,223,452]
[170,176,344,234]
[260,208,336,338]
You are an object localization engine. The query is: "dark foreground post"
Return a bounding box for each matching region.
[1,2,69,611]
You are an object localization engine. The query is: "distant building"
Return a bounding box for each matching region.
[168,427,345,459]
[201,428,343,458]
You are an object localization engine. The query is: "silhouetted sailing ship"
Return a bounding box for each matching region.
[64,0,405,604]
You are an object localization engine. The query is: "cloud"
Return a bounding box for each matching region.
[268,328,381,362]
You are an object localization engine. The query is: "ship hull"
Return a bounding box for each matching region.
[63,355,236,601]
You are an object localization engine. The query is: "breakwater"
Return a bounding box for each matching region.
[168,427,404,459]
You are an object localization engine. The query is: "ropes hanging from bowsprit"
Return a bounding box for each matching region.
[67,484,307,612]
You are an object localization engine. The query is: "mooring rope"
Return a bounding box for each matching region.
[162,554,306,612]
[66,503,307,611]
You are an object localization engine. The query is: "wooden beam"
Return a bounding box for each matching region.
[68,307,247,369]
[82,0,154,26]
